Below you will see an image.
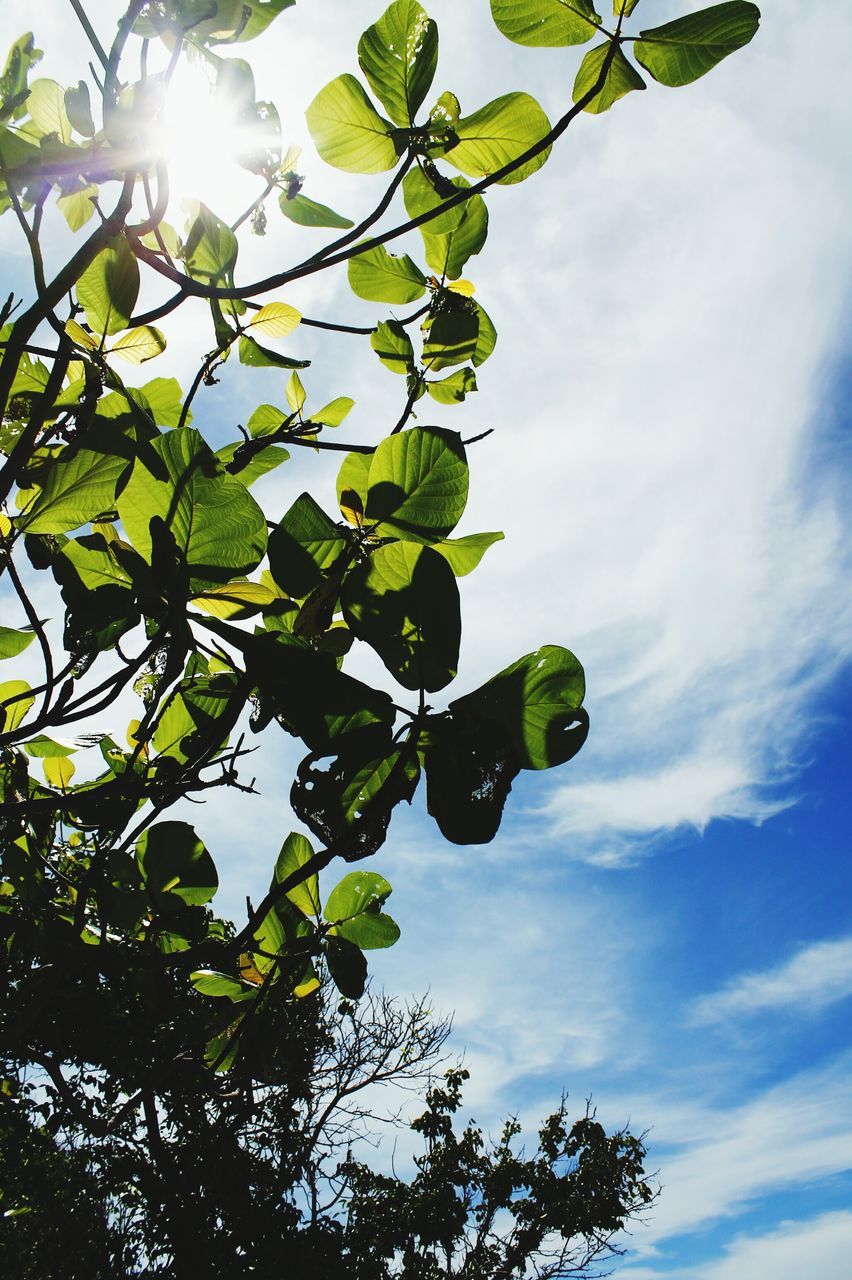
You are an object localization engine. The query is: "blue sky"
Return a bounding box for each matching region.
[1,2,851,1276]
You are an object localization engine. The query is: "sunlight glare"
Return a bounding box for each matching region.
[153,59,265,217]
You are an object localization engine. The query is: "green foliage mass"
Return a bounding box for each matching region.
[0,0,758,1273]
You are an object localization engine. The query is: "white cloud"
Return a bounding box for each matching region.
[621,1053,852,1252]
[621,1211,852,1280]
[690,936,852,1026]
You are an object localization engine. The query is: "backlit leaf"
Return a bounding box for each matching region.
[342,541,461,691]
[348,243,427,303]
[306,73,400,173]
[573,42,646,112]
[117,428,267,588]
[248,301,302,336]
[0,680,33,733]
[635,2,760,87]
[43,755,75,789]
[110,325,167,364]
[278,190,354,228]
[76,236,139,335]
[365,425,469,543]
[0,625,35,660]
[357,0,439,127]
[444,92,552,185]
[137,820,218,905]
[432,530,503,575]
[490,0,600,46]
[451,645,588,770]
[273,831,321,916]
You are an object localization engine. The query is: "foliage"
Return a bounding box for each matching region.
[0,0,758,1273]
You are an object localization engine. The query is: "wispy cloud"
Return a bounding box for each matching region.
[622,1211,852,1280]
[690,936,852,1026]
[621,1053,852,1252]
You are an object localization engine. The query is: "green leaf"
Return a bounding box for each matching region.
[444,92,552,185]
[60,532,133,591]
[249,630,395,752]
[573,42,646,112]
[325,869,392,922]
[208,0,296,44]
[278,190,354,228]
[422,187,488,279]
[421,307,478,371]
[76,236,139,335]
[27,78,73,142]
[183,203,238,285]
[0,33,42,123]
[635,2,760,87]
[490,0,600,46]
[0,680,33,733]
[117,428,268,588]
[43,755,75,789]
[215,442,289,487]
[614,0,641,14]
[152,674,238,762]
[324,933,367,998]
[336,450,373,524]
[451,645,588,770]
[357,0,439,127]
[273,831,321,916]
[137,377,185,429]
[238,334,310,370]
[137,820,218,905]
[348,243,427,303]
[268,492,351,599]
[109,325,167,364]
[0,625,35,660]
[371,318,414,374]
[471,302,498,366]
[306,73,400,174]
[403,165,469,234]
[56,182,97,231]
[424,714,519,844]
[64,81,95,135]
[248,403,286,437]
[335,909,400,950]
[190,970,255,1001]
[432,530,503,575]
[312,396,354,427]
[343,541,461,691]
[22,734,76,758]
[21,449,126,534]
[422,302,497,370]
[426,366,477,404]
[365,425,469,543]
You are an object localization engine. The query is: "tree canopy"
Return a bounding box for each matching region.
[0,1,759,1274]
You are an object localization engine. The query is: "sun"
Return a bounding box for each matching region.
[148,57,277,218]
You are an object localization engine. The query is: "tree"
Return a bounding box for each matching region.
[0,1,759,1274]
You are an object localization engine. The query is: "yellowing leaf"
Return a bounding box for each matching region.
[239,953,265,986]
[0,680,34,733]
[447,278,475,296]
[65,318,98,350]
[294,975,321,998]
[44,755,76,789]
[190,581,276,619]
[249,302,302,338]
[109,325,167,365]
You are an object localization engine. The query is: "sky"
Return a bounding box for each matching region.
[1,2,851,1277]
